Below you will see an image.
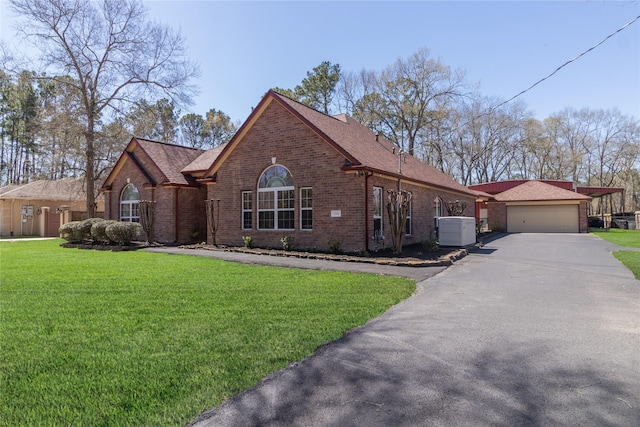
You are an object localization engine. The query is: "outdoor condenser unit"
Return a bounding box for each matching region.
[438,216,476,246]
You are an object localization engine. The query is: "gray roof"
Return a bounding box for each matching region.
[0,177,100,201]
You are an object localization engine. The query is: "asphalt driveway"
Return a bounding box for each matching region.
[188,233,639,426]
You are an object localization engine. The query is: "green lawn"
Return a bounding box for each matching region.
[612,251,640,280]
[591,228,640,248]
[0,240,414,426]
[591,229,640,280]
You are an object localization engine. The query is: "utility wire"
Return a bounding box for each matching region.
[490,14,640,114]
[453,14,640,131]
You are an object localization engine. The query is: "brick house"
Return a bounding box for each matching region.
[101,138,210,243]
[102,91,477,251]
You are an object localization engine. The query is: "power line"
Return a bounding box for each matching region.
[487,14,640,115]
[446,14,640,135]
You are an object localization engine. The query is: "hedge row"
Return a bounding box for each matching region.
[59,218,142,245]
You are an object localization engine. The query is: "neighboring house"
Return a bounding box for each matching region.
[0,177,104,237]
[101,91,478,251]
[469,180,593,233]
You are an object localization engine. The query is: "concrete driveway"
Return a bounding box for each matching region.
[189,233,640,426]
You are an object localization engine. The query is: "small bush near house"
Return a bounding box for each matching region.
[422,238,439,252]
[280,236,295,251]
[59,221,84,242]
[242,235,253,248]
[78,218,105,240]
[328,238,342,254]
[105,222,142,245]
[91,220,120,244]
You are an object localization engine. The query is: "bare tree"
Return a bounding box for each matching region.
[347,48,468,157]
[9,0,199,216]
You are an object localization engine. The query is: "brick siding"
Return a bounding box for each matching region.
[103,150,207,244]
[207,101,476,252]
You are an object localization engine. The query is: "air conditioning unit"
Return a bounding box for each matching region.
[438,216,476,246]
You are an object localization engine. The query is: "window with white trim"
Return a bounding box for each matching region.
[258,165,295,230]
[373,186,383,242]
[300,187,312,230]
[434,196,443,218]
[242,191,252,229]
[405,193,412,236]
[120,183,140,222]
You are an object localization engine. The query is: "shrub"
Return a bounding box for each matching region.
[59,221,84,242]
[328,238,342,254]
[422,238,439,252]
[105,222,142,245]
[242,235,253,248]
[78,218,105,241]
[280,236,295,251]
[91,220,120,244]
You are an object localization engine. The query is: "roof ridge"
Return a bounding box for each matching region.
[134,137,205,152]
[269,90,348,124]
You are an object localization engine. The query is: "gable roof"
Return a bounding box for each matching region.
[204,91,475,197]
[469,179,574,195]
[494,180,592,202]
[133,138,204,185]
[102,137,204,189]
[0,177,97,201]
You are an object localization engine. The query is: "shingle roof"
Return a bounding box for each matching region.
[0,177,98,201]
[266,92,476,196]
[469,179,574,195]
[494,180,592,202]
[133,138,205,185]
[0,184,20,197]
[181,144,226,174]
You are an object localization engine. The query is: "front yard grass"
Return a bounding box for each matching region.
[591,229,640,279]
[0,240,414,426]
[591,228,640,248]
[612,251,640,279]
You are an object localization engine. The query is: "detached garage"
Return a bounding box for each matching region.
[482,181,592,233]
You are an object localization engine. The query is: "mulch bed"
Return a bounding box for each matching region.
[180,242,470,267]
[61,232,500,266]
[60,241,154,251]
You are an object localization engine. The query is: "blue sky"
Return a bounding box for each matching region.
[2,1,639,123]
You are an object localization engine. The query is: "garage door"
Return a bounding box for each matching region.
[507,205,579,233]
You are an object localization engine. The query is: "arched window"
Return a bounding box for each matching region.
[257,165,294,230]
[120,183,140,222]
[434,196,443,218]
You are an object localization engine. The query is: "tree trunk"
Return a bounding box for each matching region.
[85,118,96,218]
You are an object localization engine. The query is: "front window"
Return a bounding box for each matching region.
[405,193,412,236]
[434,196,443,218]
[300,187,312,230]
[373,186,383,242]
[120,183,140,222]
[242,191,252,230]
[258,165,295,230]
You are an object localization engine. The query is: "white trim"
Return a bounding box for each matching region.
[241,191,252,230]
[300,187,312,231]
[373,186,384,241]
[405,193,412,236]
